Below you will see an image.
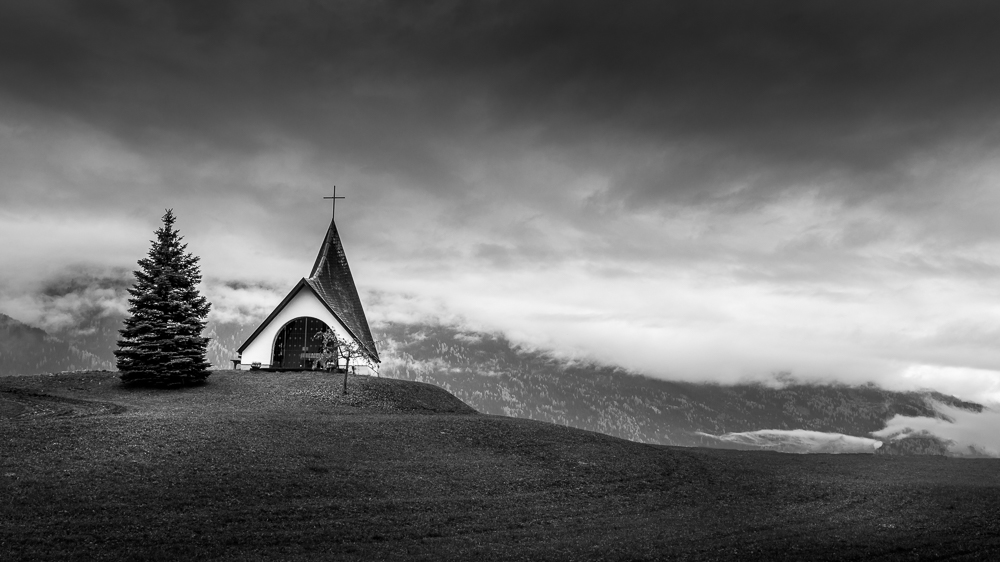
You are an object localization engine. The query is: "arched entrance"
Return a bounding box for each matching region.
[271,316,330,369]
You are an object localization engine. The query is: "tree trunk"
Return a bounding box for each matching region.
[343,368,348,394]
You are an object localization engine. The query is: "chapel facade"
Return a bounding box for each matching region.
[235,216,380,375]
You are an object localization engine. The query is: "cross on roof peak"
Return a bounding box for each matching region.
[323,186,346,220]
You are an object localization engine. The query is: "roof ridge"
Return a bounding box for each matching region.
[306,219,380,361]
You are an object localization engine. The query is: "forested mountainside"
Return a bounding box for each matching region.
[53,311,254,370]
[374,322,982,450]
[203,322,254,368]
[48,314,120,368]
[875,431,954,456]
[0,313,107,375]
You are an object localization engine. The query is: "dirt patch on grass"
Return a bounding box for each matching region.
[0,386,126,420]
[0,397,24,418]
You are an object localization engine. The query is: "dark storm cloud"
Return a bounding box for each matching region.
[4,0,1000,210]
[221,279,281,292]
[39,266,132,298]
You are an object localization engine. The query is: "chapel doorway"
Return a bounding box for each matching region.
[271,316,329,369]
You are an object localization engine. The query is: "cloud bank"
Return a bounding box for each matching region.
[698,429,883,455]
[874,401,1000,457]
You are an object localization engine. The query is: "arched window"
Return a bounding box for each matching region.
[271,317,330,369]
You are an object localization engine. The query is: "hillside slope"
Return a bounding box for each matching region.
[0,312,252,375]
[1,371,998,561]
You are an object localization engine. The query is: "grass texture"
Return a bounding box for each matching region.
[1,371,999,561]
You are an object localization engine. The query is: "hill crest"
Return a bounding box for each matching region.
[1,370,477,420]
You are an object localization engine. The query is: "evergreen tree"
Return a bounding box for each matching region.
[115,209,211,386]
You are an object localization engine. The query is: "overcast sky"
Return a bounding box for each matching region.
[3,0,1000,401]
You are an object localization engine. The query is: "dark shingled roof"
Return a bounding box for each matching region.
[306,219,379,362]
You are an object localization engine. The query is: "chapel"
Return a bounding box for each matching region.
[235,212,380,375]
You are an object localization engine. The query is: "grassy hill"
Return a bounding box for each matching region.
[2,371,998,560]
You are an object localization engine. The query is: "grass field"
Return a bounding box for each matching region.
[2,371,999,561]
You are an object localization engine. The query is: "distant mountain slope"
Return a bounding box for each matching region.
[0,313,107,375]
[48,314,121,368]
[203,321,255,368]
[0,311,252,375]
[374,322,982,451]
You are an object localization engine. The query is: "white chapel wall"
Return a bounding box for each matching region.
[238,286,375,373]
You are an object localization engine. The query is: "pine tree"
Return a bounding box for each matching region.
[115,209,212,386]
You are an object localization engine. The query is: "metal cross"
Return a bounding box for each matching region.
[323,186,346,220]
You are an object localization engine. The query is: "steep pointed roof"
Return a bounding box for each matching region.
[306,219,379,362]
